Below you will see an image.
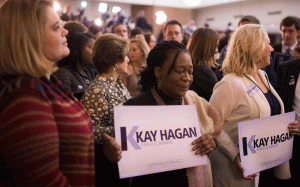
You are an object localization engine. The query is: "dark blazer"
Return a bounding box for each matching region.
[54,66,97,97]
[271,43,283,73]
[276,58,300,112]
[262,56,278,88]
[189,65,218,101]
[277,58,300,182]
[271,43,293,77]
[272,43,282,54]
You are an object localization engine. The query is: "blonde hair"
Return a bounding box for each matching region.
[222,24,269,76]
[188,28,218,67]
[130,38,150,67]
[0,0,55,78]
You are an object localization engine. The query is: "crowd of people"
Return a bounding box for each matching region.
[1,0,300,187]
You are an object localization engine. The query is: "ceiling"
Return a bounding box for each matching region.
[94,0,245,9]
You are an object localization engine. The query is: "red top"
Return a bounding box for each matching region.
[0,75,95,187]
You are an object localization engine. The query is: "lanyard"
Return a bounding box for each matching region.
[244,74,277,115]
[244,74,271,94]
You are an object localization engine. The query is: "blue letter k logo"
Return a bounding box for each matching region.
[120,126,142,151]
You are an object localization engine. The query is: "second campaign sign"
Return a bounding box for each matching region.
[114,105,208,179]
[238,112,295,177]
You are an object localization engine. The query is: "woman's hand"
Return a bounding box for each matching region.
[288,120,299,136]
[234,154,257,180]
[103,133,122,163]
[192,134,216,155]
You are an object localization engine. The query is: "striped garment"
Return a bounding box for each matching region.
[0,74,95,187]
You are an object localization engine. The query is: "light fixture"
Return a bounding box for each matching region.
[155,11,167,25]
[81,1,87,8]
[98,3,108,13]
[112,6,121,14]
[53,1,60,12]
[182,0,202,7]
[95,18,102,26]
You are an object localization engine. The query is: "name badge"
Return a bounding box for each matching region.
[246,83,260,97]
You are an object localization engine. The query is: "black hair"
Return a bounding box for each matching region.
[111,22,128,33]
[238,15,260,26]
[57,33,94,70]
[131,27,143,38]
[140,40,188,92]
[88,24,103,36]
[164,20,183,33]
[144,32,153,44]
[63,21,87,35]
[280,16,300,31]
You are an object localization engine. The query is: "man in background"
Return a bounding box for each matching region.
[272,16,300,74]
[277,57,300,184]
[163,20,184,44]
[111,23,129,39]
[273,16,300,55]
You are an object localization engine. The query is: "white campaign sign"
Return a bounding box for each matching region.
[238,112,295,177]
[114,105,208,179]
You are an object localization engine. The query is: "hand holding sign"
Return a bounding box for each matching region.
[234,154,257,180]
[288,121,299,135]
[192,134,216,155]
[103,133,122,163]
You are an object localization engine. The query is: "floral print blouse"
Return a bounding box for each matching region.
[81,75,131,144]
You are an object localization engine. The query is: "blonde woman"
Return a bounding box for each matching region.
[0,0,95,186]
[187,28,219,101]
[209,24,299,187]
[123,38,150,98]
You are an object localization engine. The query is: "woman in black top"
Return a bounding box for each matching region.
[187,28,219,101]
[123,41,222,187]
[55,33,96,99]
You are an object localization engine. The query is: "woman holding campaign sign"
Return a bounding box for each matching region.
[81,33,131,186]
[123,41,223,187]
[209,24,299,187]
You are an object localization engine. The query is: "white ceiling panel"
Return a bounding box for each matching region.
[97,0,245,8]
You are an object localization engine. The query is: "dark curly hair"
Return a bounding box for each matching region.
[140,40,189,92]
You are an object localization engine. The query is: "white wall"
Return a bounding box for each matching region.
[56,0,132,23]
[193,0,300,33]
[0,0,131,24]
[1,0,299,33]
